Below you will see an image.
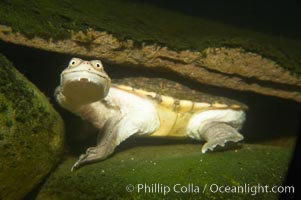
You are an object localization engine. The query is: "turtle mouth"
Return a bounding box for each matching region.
[79,77,89,82]
[61,71,110,103]
[62,71,107,85]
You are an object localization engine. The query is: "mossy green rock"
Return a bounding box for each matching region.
[0,54,65,199]
[37,144,291,200]
[1,1,301,102]
[0,0,300,74]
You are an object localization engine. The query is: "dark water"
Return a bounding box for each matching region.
[130,0,301,39]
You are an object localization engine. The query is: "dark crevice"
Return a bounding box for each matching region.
[156,55,188,65]
[24,157,67,200]
[196,64,301,93]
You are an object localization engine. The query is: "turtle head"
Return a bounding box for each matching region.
[59,58,111,105]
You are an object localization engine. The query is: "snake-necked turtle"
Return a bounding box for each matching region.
[55,58,246,171]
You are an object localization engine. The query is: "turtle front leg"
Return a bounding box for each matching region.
[200,122,244,153]
[71,119,121,171]
[71,116,145,171]
[71,134,117,171]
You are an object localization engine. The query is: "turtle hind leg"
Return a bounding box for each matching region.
[200,122,244,154]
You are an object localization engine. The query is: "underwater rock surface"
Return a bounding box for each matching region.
[0,54,65,199]
[37,144,291,200]
[0,0,301,102]
[1,25,300,103]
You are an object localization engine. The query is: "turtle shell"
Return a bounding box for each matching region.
[112,76,247,112]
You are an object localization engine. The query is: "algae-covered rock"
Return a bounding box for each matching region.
[37,143,291,200]
[0,1,301,102]
[0,54,65,199]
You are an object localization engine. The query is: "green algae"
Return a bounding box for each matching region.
[37,144,292,200]
[0,54,65,199]
[0,0,300,75]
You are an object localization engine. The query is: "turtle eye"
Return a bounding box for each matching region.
[96,63,101,68]
[91,60,103,70]
[69,58,81,68]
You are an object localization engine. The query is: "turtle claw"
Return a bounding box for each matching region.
[71,161,80,172]
[201,140,226,154]
[70,143,117,171]
[200,122,244,154]
[86,147,98,154]
[71,153,88,172]
[71,163,79,172]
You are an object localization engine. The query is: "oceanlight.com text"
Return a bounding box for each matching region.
[125,183,295,196]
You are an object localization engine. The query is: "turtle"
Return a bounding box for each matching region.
[55,58,246,171]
